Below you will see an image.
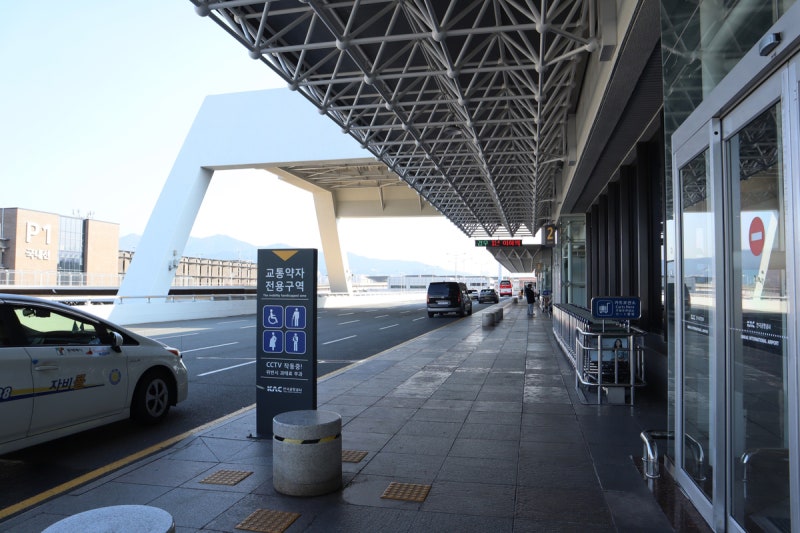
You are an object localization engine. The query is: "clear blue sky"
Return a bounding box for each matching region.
[0,1,505,276]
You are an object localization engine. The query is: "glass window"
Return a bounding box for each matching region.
[13,305,101,346]
[58,216,84,273]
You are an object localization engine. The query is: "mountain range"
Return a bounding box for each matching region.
[119,234,457,277]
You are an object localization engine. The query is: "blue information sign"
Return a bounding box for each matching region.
[591,297,641,320]
[256,249,317,437]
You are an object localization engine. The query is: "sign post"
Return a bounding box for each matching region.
[255,249,318,437]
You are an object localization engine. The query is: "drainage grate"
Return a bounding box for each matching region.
[200,469,253,486]
[342,450,368,463]
[380,481,431,502]
[235,509,300,533]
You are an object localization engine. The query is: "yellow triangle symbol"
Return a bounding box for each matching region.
[273,250,299,261]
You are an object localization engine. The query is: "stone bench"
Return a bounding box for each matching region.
[42,505,174,533]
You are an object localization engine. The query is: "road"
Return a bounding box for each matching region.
[0,298,499,512]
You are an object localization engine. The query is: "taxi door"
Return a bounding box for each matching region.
[12,304,127,436]
[0,312,34,446]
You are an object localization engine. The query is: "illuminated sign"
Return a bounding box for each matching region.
[474,239,523,247]
[543,224,557,247]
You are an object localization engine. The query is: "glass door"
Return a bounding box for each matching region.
[672,53,799,533]
[673,121,724,526]
[722,64,796,533]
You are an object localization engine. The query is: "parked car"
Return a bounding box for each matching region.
[0,293,189,455]
[478,288,499,303]
[426,281,473,317]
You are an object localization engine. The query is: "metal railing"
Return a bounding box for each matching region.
[574,325,646,404]
[640,430,706,482]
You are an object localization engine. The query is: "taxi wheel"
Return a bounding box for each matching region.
[131,370,172,425]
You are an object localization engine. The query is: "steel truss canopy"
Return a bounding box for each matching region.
[192,0,600,238]
[486,244,546,273]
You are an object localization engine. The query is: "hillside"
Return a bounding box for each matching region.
[119,234,455,276]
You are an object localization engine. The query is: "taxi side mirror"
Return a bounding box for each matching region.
[110,331,124,352]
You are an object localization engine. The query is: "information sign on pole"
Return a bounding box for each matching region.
[591,296,641,320]
[256,249,318,437]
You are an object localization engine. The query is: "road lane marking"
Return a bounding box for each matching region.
[155,332,198,340]
[412,317,425,321]
[337,312,355,316]
[196,356,253,360]
[374,314,389,318]
[239,325,256,329]
[181,342,238,353]
[218,319,248,324]
[197,360,256,376]
[322,335,357,345]
[379,324,399,330]
[337,320,360,325]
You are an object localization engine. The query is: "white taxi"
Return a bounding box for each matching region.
[0,293,188,455]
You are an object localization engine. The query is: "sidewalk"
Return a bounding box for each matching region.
[2,302,704,532]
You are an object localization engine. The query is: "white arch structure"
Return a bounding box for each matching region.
[118,88,441,299]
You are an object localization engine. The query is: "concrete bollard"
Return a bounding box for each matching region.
[496,307,504,320]
[273,410,342,496]
[481,313,495,328]
[493,309,503,322]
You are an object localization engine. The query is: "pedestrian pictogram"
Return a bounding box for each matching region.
[286,306,306,329]
[263,330,284,353]
[286,331,306,355]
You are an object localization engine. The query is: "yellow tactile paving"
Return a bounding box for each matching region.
[380,481,431,502]
[235,509,301,533]
[341,449,368,463]
[200,469,253,486]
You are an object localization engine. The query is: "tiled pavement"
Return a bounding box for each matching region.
[1,302,700,532]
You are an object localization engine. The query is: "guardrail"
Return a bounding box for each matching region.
[574,326,646,405]
[551,303,646,405]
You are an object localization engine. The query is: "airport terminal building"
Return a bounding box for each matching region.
[144,3,796,530]
[5,2,798,531]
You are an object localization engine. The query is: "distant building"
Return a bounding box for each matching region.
[0,207,119,286]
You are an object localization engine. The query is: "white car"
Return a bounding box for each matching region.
[0,293,188,455]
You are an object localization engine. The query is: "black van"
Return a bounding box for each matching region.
[426,281,473,317]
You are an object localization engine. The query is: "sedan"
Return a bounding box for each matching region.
[478,288,499,303]
[0,293,188,455]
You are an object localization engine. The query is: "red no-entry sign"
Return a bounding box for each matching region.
[749,217,765,256]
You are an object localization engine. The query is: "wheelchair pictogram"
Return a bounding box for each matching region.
[262,305,284,328]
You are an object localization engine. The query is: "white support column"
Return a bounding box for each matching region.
[116,89,367,299]
[118,165,213,298]
[312,190,352,294]
[273,169,352,294]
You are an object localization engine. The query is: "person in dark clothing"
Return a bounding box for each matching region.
[524,283,537,317]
